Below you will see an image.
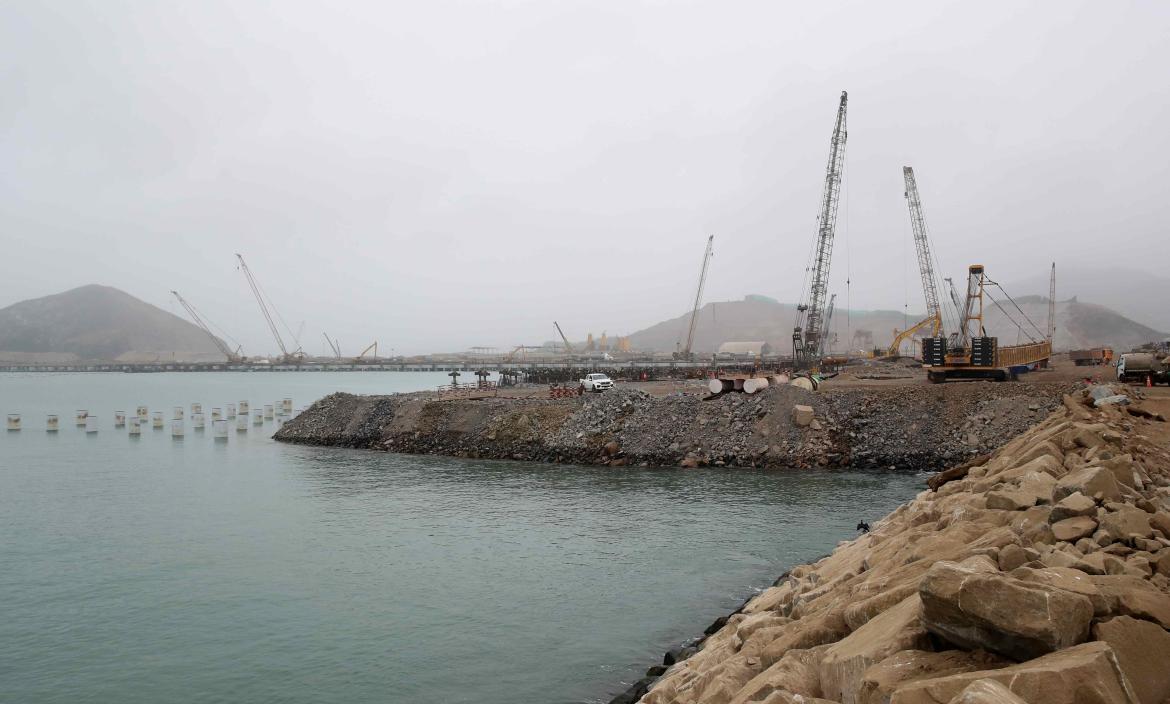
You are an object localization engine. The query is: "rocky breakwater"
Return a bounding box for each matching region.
[618,386,1170,704]
[276,382,1074,471]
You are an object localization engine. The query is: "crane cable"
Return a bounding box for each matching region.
[982,280,1046,343]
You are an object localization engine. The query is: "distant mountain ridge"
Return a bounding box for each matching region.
[627,294,1166,355]
[0,285,225,363]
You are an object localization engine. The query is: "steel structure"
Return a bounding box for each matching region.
[1048,262,1056,344]
[323,333,341,359]
[794,91,848,369]
[236,253,301,363]
[818,293,837,358]
[678,235,714,360]
[554,321,574,354]
[171,290,243,363]
[902,166,944,336]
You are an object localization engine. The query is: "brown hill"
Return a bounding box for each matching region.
[627,294,1166,355]
[0,285,225,363]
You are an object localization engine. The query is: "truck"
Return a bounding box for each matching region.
[1116,353,1170,385]
[579,373,615,393]
[1069,348,1114,366]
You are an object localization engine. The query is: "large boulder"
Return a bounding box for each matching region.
[1090,575,1170,628]
[1008,566,1112,615]
[728,645,828,704]
[1053,467,1122,504]
[947,679,1031,704]
[1051,516,1098,542]
[1049,492,1098,523]
[1092,615,1170,704]
[857,650,1008,704]
[889,641,1137,704]
[793,405,815,427]
[918,561,1094,661]
[818,594,933,704]
[1099,506,1153,542]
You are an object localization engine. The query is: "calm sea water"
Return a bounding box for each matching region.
[0,372,921,704]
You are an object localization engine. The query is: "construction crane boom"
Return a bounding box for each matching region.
[819,293,837,357]
[902,166,943,337]
[1047,262,1056,344]
[357,341,378,359]
[554,321,574,354]
[794,91,848,369]
[323,333,341,359]
[679,235,714,360]
[171,290,242,363]
[236,253,292,361]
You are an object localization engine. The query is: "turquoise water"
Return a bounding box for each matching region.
[0,372,921,704]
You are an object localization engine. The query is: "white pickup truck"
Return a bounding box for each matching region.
[579,373,615,393]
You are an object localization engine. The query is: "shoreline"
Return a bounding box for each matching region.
[274,381,1077,471]
[620,385,1170,704]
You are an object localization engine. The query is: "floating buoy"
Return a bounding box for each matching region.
[129,418,141,436]
[152,411,164,429]
[7,414,20,431]
[192,413,205,429]
[213,419,229,440]
[115,412,126,427]
[46,414,58,432]
[85,416,98,434]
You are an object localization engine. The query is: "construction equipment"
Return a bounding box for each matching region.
[322,333,341,360]
[554,321,574,354]
[676,235,715,361]
[794,92,848,370]
[356,341,378,359]
[1070,348,1114,366]
[171,291,244,363]
[235,254,303,364]
[921,265,1052,382]
[884,166,947,358]
[818,294,837,358]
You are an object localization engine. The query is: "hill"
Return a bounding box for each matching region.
[627,295,1166,355]
[1006,266,1170,332]
[0,285,226,363]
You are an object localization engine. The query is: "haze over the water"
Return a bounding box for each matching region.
[2,1,1168,355]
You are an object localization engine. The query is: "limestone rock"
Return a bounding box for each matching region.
[793,405,815,427]
[819,594,932,704]
[729,645,828,704]
[1009,566,1112,615]
[1053,467,1122,504]
[857,650,1008,704]
[985,490,1036,511]
[918,561,1093,661]
[1092,615,1170,704]
[1091,575,1170,628]
[947,679,1031,704]
[996,544,1028,572]
[1049,492,1098,523]
[1052,516,1098,542]
[889,642,1137,704]
[1099,506,1153,542]
[1149,511,1170,537]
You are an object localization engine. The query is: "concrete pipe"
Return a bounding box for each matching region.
[790,376,815,391]
[744,377,770,394]
[708,378,727,395]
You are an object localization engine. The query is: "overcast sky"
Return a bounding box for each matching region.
[2,1,1168,355]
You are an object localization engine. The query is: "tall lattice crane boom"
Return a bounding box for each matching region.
[1048,262,1056,344]
[902,166,943,337]
[794,91,848,368]
[679,235,714,360]
[819,293,837,357]
[554,321,574,354]
[171,290,242,363]
[236,253,291,360]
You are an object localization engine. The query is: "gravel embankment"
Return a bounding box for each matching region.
[276,381,1078,471]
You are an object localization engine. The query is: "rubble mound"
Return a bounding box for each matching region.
[621,386,1170,704]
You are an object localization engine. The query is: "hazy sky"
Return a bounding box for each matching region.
[2,1,1168,355]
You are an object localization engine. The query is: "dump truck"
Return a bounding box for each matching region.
[1116,353,1170,385]
[1069,348,1114,366]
